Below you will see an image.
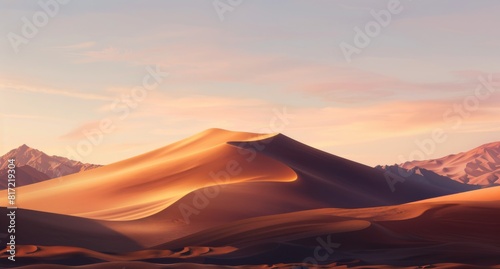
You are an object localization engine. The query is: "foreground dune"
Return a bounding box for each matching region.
[3,187,500,267]
[11,262,500,269]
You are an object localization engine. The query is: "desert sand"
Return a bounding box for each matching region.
[0,129,475,221]
[1,129,499,268]
[3,186,500,267]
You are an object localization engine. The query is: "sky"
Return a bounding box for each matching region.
[1,0,500,166]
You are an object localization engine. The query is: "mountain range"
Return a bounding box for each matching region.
[400,141,500,186]
[2,134,497,191]
[0,144,100,189]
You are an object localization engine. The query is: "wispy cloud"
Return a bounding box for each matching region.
[59,120,102,140]
[0,79,111,101]
[53,41,97,50]
[75,46,138,63]
[0,113,65,122]
[291,69,493,104]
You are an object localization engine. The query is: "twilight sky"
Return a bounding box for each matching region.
[1,0,500,166]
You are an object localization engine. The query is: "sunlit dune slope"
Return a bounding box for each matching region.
[0,129,296,221]
[412,184,500,204]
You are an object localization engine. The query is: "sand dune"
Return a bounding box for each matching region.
[4,187,500,268]
[122,133,477,246]
[0,129,476,223]
[0,207,141,253]
[412,184,500,203]
[0,129,296,220]
[156,188,500,266]
[2,129,498,268]
[11,262,500,269]
[0,129,482,254]
[2,244,235,265]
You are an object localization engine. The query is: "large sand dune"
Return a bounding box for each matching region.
[0,129,475,222]
[1,129,498,268]
[0,129,296,220]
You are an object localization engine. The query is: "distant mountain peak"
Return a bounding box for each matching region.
[1,145,101,180]
[13,143,33,153]
[19,143,29,149]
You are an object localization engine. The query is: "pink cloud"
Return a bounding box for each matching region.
[59,121,102,140]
